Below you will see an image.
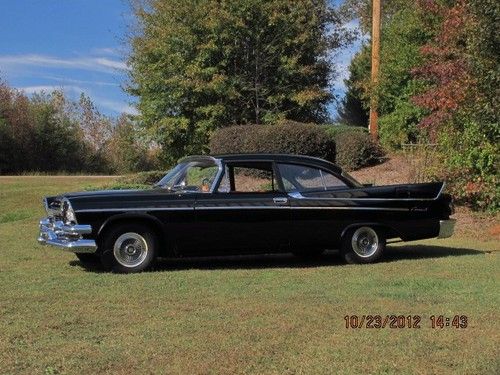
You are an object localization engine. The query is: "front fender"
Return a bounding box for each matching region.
[97,212,165,237]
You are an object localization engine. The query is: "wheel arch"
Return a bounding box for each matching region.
[97,213,168,256]
[340,222,401,241]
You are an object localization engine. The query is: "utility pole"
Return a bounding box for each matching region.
[369,0,381,139]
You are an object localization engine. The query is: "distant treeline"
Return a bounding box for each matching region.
[0,81,159,174]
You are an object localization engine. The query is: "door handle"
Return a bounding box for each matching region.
[273,197,288,205]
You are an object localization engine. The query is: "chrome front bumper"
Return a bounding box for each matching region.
[38,218,97,253]
[438,219,456,239]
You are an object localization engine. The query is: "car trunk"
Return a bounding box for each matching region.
[346,182,445,200]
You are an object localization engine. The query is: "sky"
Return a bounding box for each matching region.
[0,0,361,118]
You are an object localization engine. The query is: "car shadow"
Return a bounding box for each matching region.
[382,244,486,263]
[69,244,485,273]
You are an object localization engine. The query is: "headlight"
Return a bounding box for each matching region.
[62,198,77,224]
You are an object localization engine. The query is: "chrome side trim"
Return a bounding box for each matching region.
[437,182,446,199]
[38,218,96,253]
[196,206,408,211]
[288,206,408,211]
[76,205,408,212]
[288,187,445,201]
[437,218,456,239]
[196,206,289,210]
[75,207,194,213]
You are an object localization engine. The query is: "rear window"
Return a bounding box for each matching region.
[277,163,347,192]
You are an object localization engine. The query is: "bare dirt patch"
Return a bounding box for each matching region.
[350,154,412,186]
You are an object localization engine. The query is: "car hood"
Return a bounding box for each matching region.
[59,189,157,199]
[45,188,196,213]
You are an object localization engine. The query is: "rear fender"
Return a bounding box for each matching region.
[340,223,403,241]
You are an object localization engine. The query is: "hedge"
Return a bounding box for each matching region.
[209,122,336,163]
[332,130,384,171]
[117,170,167,185]
[210,123,383,171]
[84,171,166,191]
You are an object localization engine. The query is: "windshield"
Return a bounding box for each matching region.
[155,158,220,192]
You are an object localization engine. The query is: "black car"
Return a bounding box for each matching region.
[38,154,456,272]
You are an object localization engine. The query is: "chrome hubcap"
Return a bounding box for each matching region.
[351,227,379,258]
[113,232,148,267]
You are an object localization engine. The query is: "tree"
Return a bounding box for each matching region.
[0,80,35,172]
[339,1,435,147]
[337,46,370,126]
[107,114,158,173]
[128,0,352,163]
[411,0,471,133]
[341,0,413,34]
[413,0,499,141]
[410,0,499,210]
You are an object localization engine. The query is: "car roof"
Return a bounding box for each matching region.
[212,153,342,173]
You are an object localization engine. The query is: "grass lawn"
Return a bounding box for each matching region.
[0,176,498,374]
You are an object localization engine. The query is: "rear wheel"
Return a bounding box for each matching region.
[341,226,385,264]
[101,223,158,273]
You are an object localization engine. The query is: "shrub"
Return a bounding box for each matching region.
[117,170,167,186]
[209,122,336,163]
[378,98,424,149]
[435,122,499,211]
[84,170,167,191]
[331,131,385,171]
[323,125,384,171]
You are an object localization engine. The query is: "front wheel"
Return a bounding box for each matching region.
[341,226,385,264]
[101,223,158,273]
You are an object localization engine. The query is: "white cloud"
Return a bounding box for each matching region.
[94,57,128,70]
[0,54,128,73]
[19,85,85,95]
[96,98,138,115]
[91,47,121,56]
[2,51,133,116]
[40,75,118,87]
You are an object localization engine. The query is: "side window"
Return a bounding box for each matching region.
[234,167,275,192]
[217,163,277,193]
[277,163,347,192]
[185,165,218,187]
[322,171,348,189]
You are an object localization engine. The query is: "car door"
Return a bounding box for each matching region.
[277,163,351,250]
[190,161,291,255]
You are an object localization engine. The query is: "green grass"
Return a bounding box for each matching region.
[0,177,498,374]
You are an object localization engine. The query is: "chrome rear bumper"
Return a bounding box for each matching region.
[438,219,456,239]
[38,218,97,253]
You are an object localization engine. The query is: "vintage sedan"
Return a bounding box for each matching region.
[38,154,455,272]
